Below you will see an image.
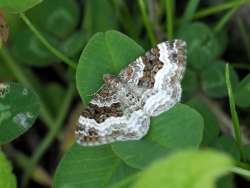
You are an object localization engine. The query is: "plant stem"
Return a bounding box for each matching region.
[4,145,52,186]
[19,13,77,69]
[231,167,250,178]
[166,0,174,39]
[21,83,75,187]
[214,8,237,32]
[225,64,246,162]
[137,0,156,45]
[0,48,54,128]
[193,0,250,19]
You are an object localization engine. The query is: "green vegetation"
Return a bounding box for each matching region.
[0,0,250,187]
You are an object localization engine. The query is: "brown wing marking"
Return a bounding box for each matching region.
[137,47,163,88]
[81,103,123,123]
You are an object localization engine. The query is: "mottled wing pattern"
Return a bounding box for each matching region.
[76,83,150,146]
[118,40,186,116]
[76,39,186,146]
[142,40,186,116]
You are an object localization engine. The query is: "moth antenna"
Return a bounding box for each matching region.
[86,85,105,97]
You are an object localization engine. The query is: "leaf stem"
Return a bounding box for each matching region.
[231,166,250,178]
[193,0,250,19]
[19,13,77,69]
[21,83,75,187]
[137,0,156,45]
[0,48,54,128]
[166,0,174,39]
[225,64,246,162]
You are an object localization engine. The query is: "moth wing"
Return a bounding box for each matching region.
[76,83,150,146]
[141,40,187,116]
[119,40,187,116]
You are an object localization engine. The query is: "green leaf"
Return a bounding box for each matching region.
[10,28,59,66]
[112,139,168,169]
[214,28,228,56]
[108,161,139,187]
[187,99,220,145]
[83,0,118,37]
[60,31,86,58]
[149,104,203,148]
[213,135,240,161]
[177,22,220,70]
[235,74,250,108]
[28,0,79,38]
[133,150,233,188]
[225,64,245,161]
[112,104,204,169]
[76,30,144,103]
[0,0,42,14]
[0,151,17,188]
[182,69,198,100]
[53,144,137,188]
[0,82,40,144]
[201,62,238,98]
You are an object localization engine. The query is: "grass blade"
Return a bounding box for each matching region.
[225,64,246,161]
[137,0,156,45]
[166,0,175,39]
[193,0,250,19]
[231,167,250,178]
[180,0,200,26]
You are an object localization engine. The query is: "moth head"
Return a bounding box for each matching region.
[103,74,121,89]
[103,74,114,83]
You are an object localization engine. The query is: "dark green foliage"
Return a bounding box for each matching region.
[177,23,221,70]
[0,82,40,144]
[235,74,250,108]
[1,0,250,187]
[201,62,238,98]
[187,99,220,145]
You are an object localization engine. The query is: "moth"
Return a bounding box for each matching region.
[76,40,187,146]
